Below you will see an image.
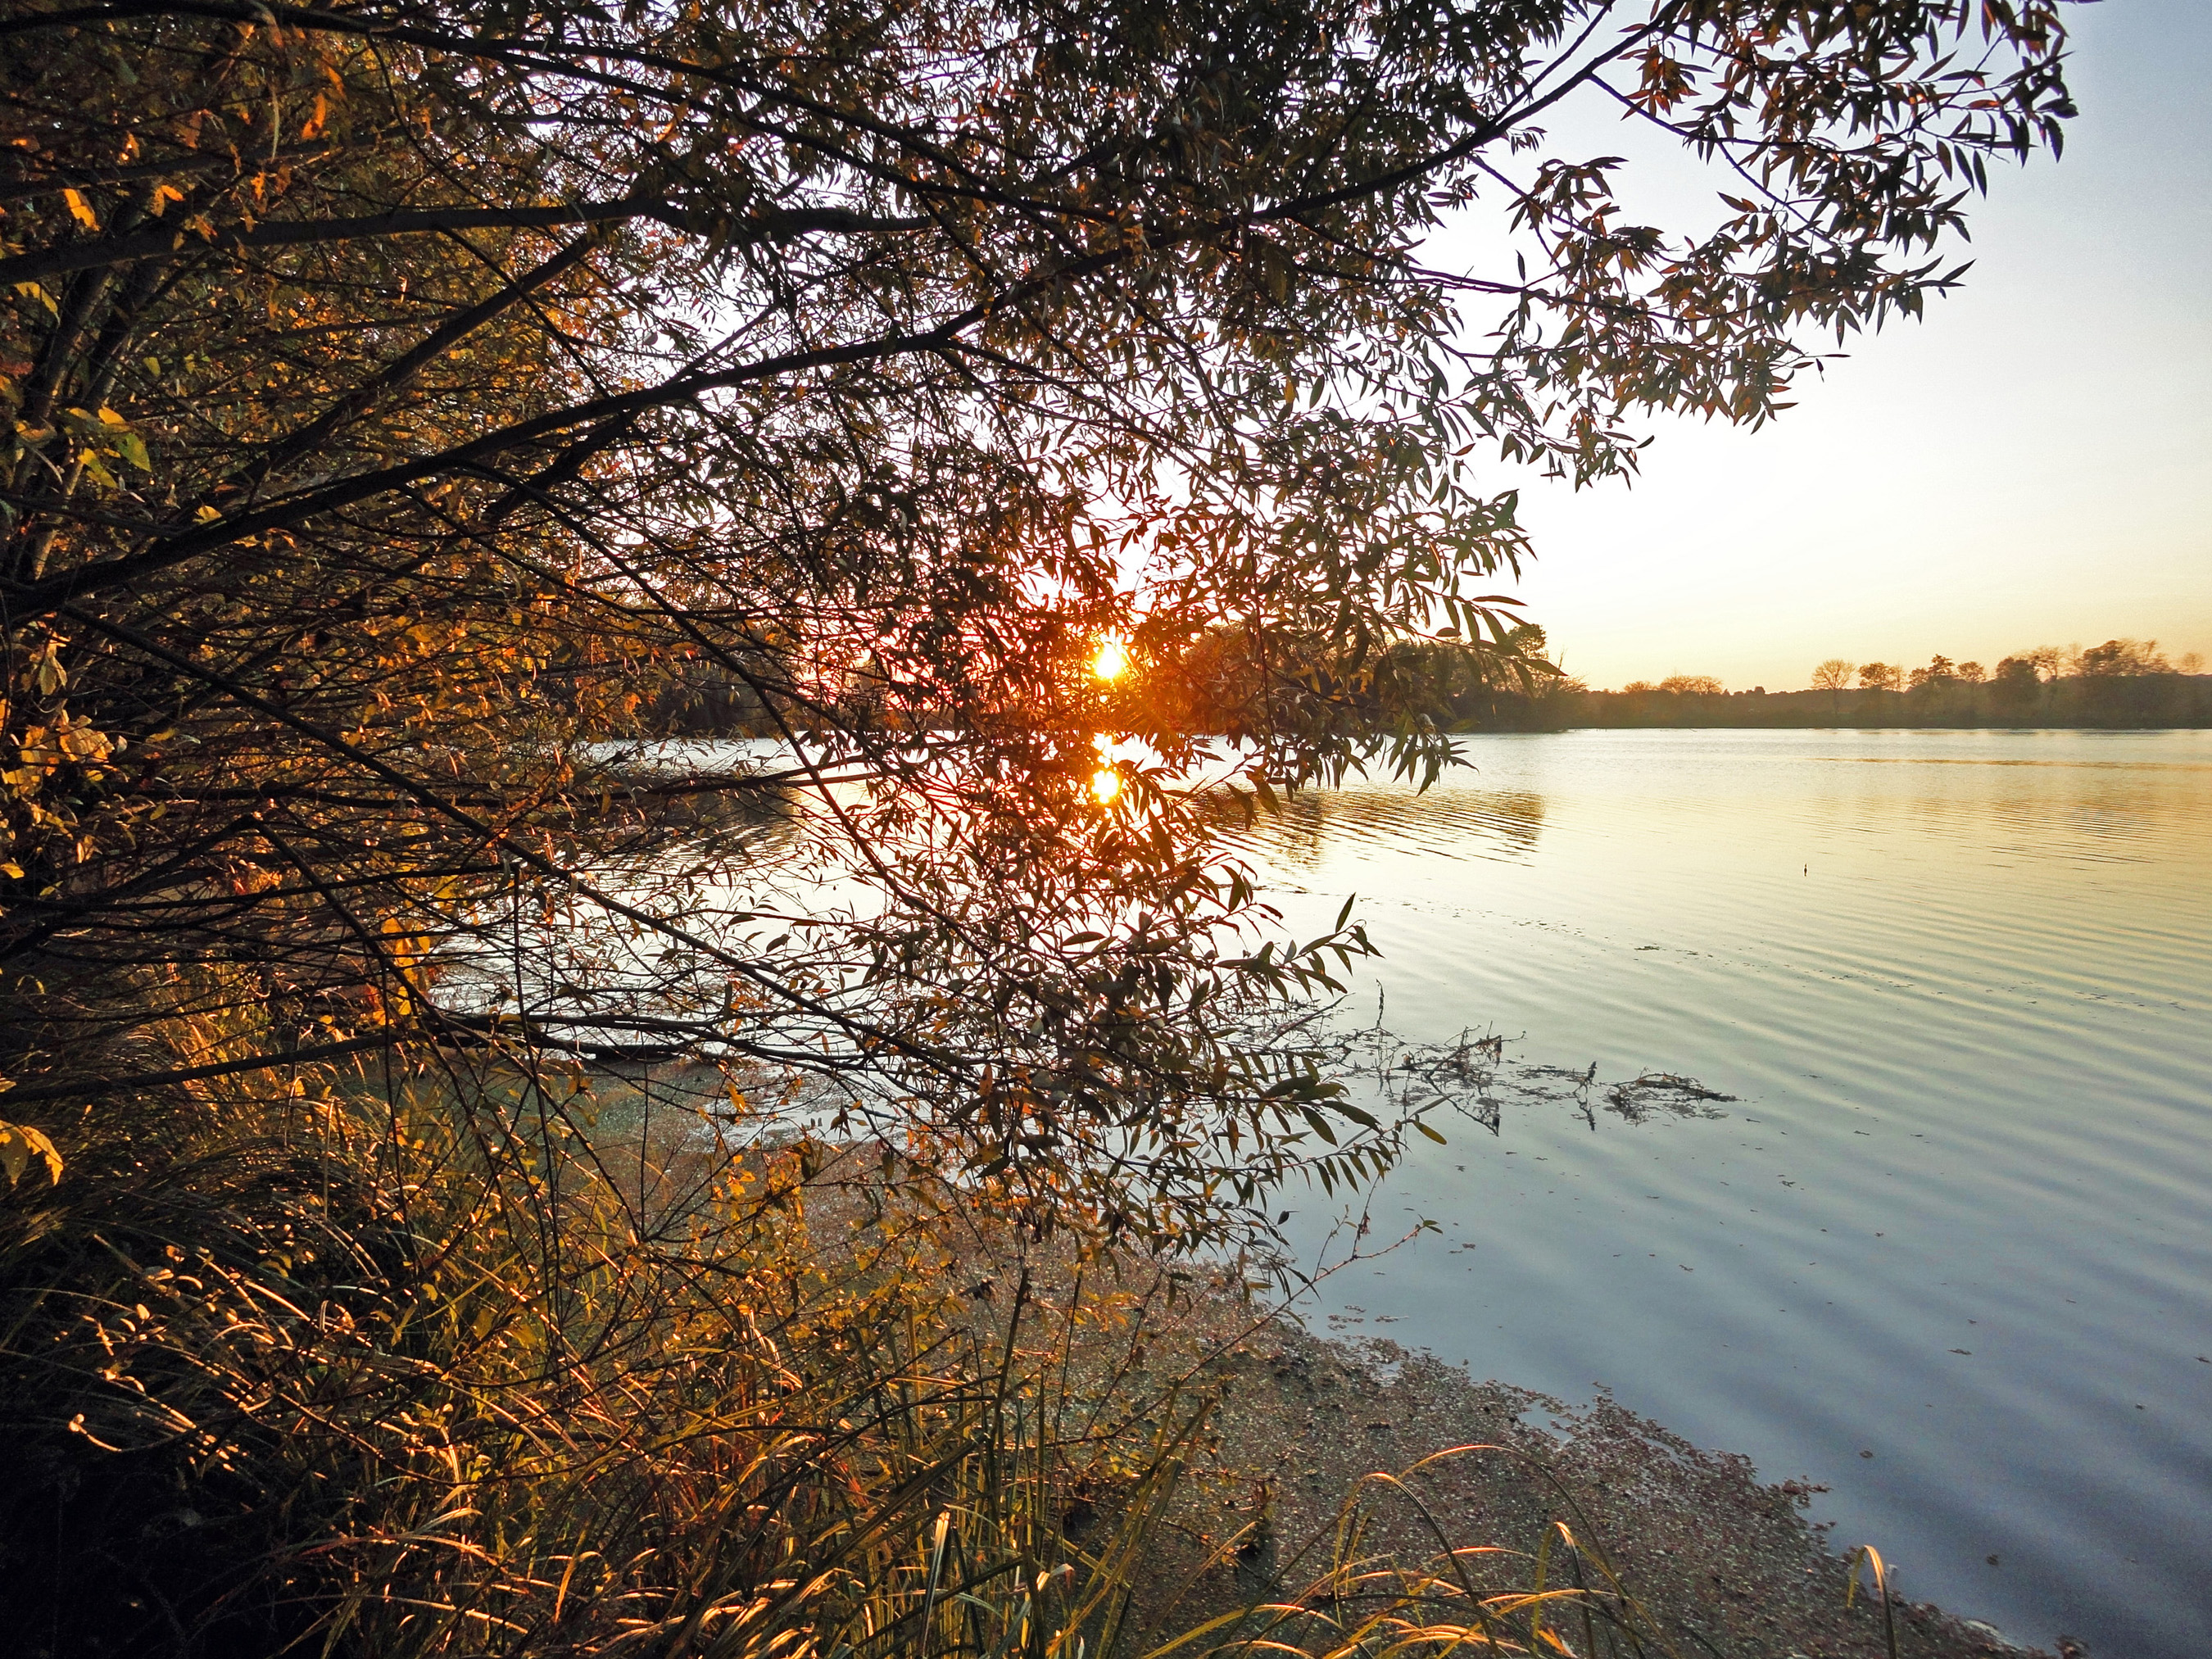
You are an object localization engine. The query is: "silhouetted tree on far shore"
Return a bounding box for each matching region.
[1811,659,1856,718]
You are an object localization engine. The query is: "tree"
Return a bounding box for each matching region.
[2076,638,2176,725]
[2031,644,2074,679]
[1989,654,2044,718]
[1810,658,1855,718]
[1657,674,1725,696]
[1906,654,1957,691]
[2076,638,2172,677]
[1858,662,1903,693]
[0,0,2073,1228]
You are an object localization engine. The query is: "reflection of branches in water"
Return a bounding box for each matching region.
[1339,1025,1734,1134]
[1359,1027,1509,1133]
[1602,1072,1734,1125]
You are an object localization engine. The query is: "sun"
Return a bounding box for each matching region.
[1090,767,1122,805]
[1090,635,1131,681]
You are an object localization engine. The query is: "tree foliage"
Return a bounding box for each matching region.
[0,0,2069,1224]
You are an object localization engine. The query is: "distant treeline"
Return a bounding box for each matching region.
[1484,674,2212,731]
[1489,640,2212,732]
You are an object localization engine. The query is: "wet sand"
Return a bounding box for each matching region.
[1090,1267,2046,1659]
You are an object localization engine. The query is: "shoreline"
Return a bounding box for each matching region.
[1099,1268,2046,1659]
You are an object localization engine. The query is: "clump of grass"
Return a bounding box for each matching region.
[0,981,1213,1659]
[1140,1446,1704,1659]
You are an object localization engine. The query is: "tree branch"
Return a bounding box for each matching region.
[0,201,930,288]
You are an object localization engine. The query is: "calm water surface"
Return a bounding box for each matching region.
[1226,730,2211,1657]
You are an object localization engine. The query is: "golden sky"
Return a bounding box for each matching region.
[1484,0,2211,693]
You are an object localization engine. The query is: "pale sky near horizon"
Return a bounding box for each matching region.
[1464,0,2210,694]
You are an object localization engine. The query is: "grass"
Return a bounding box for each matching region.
[0,1011,1199,1657]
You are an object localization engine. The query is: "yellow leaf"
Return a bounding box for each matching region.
[0,1120,63,1188]
[149,184,185,216]
[61,188,98,232]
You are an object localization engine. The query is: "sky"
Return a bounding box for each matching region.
[1459,0,2212,693]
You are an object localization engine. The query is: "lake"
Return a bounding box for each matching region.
[1226,729,2211,1658]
